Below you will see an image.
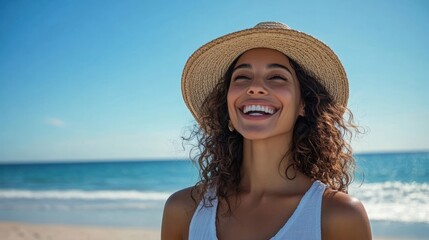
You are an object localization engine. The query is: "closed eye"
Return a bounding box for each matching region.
[268,75,287,81]
[234,75,251,81]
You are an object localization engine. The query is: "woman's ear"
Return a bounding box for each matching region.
[299,103,305,117]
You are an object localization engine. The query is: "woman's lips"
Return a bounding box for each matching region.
[241,104,276,115]
[238,104,279,120]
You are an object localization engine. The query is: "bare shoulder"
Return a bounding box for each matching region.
[165,186,199,212]
[161,186,201,240]
[322,189,372,240]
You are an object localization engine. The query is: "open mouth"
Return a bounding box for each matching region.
[240,104,278,116]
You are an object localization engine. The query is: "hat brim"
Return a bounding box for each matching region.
[182,27,348,124]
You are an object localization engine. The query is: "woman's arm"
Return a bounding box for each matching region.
[322,190,372,240]
[161,187,197,240]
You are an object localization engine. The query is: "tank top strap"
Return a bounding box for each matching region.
[272,180,326,240]
[189,188,218,240]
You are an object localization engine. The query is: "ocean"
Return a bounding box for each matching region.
[0,152,428,238]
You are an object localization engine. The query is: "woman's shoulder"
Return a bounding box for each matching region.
[165,187,199,210]
[161,187,201,240]
[322,189,372,240]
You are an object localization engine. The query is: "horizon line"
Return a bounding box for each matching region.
[1,149,428,165]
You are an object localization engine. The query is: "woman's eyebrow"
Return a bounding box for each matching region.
[233,63,252,72]
[232,63,292,74]
[267,63,292,74]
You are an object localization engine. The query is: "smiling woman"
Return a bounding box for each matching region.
[162,22,372,240]
[227,48,304,141]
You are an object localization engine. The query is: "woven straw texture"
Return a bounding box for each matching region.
[182,22,348,123]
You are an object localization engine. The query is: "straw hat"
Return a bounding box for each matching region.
[182,21,348,123]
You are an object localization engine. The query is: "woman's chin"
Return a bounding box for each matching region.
[239,130,284,141]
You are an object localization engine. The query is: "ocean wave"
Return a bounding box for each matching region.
[1,181,428,224]
[0,189,171,201]
[350,181,429,223]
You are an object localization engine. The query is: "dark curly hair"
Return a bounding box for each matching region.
[185,53,360,211]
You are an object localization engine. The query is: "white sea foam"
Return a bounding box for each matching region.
[0,189,171,201]
[349,181,429,223]
[1,181,428,223]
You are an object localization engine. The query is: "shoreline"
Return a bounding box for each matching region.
[0,221,424,240]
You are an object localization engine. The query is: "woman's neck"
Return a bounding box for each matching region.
[240,135,310,195]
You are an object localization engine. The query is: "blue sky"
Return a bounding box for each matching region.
[1,0,428,162]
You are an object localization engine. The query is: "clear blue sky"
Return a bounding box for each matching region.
[1,0,428,162]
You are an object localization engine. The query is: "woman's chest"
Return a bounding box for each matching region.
[215,197,301,240]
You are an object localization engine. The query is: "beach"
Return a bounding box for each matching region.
[0,222,159,240]
[0,221,425,240]
[0,153,427,239]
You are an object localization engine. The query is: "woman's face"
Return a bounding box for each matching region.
[227,48,304,141]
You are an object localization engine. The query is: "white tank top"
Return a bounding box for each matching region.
[189,180,326,240]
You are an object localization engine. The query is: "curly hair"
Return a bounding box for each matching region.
[185,54,360,211]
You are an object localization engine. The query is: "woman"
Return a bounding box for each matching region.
[162,22,372,240]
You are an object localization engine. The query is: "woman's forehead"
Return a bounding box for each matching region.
[235,48,293,68]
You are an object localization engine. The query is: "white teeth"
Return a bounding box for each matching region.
[243,105,275,115]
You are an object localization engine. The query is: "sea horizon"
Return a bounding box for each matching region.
[1,149,429,165]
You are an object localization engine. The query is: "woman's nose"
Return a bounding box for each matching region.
[246,79,268,95]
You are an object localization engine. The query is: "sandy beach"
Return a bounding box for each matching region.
[0,221,423,240]
[0,222,159,240]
